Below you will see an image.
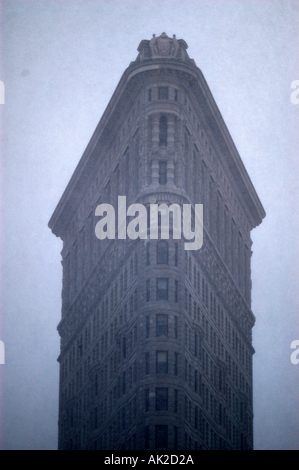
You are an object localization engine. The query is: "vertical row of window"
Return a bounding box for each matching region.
[64,222,139,319]
[64,131,143,308]
[184,140,251,299]
[185,253,252,372]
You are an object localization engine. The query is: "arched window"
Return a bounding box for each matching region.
[157,241,168,264]
[159,115,167,147]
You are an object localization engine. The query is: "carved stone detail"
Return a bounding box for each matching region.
[137,33,191,63]
[150,32,180,58]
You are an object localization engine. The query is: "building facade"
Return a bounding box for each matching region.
[49,33,265,450]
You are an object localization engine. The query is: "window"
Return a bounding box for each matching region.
[122,407,126,430]
[122,372,126,394]
[174,389,178,413]
[174,317,178,339]
[157,240,168,264]
[156,351,168,373]
[174,242,179,266]
[158,87,168,100]
[159,116,167,146]
[155,425,168,449]
[145,389,150,412]
[156,314,168,337]
[122,337,126,359]
[174,280,179,302]
[159,161,167,184]
[156,388,168,411]
[195,406,199,429]
[146,243,150,266]
[93,407,98,430]
[174,352,178,376]
[132,433,137,450]
[219,370,223,392]
[145,316,150,338]
[219,403,224,426]
[148,89,152,102]
[95,374,99,395]
[145,352,150,375]
[174,89,178,102]
[146,279,150,302]
[174,426,178,450]
[157,278,168,300]
[145,426,150,449]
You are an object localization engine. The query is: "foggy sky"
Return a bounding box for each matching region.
[1,0,299,450]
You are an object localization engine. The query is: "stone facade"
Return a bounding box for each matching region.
[49,33,265,450]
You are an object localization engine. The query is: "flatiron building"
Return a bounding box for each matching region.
[49,33,265,450]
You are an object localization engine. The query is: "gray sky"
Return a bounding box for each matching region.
[1,0,299,450]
